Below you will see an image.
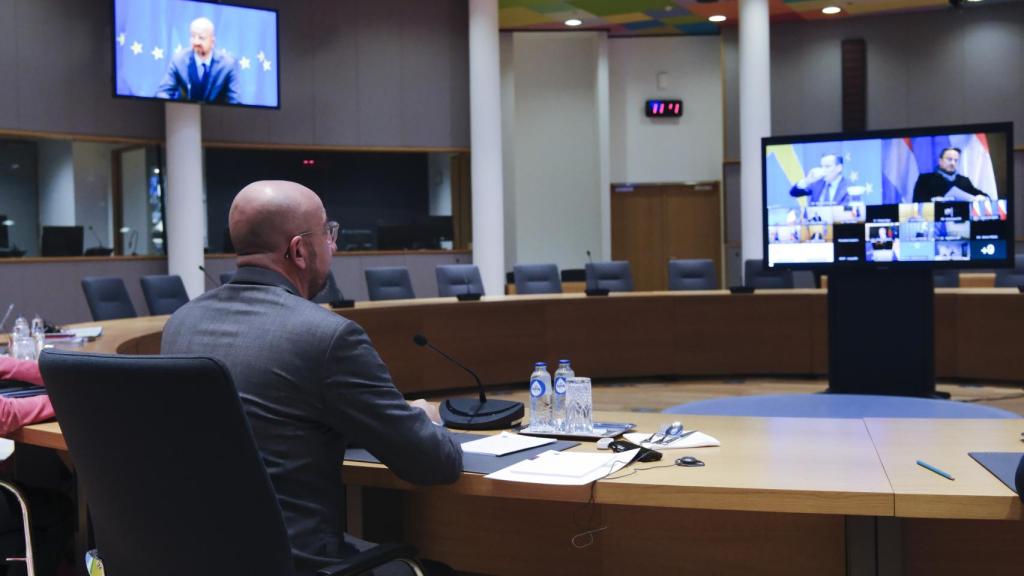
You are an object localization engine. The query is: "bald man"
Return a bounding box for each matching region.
[156,16,240,103]
[162,181,462,575]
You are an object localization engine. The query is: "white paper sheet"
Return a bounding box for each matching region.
[68,326,103,339]
[460,432,555,456]
[485,448,639,485]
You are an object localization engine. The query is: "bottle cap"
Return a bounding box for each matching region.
[534,362,547,367]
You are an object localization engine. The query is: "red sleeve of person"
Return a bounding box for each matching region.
[0,357,55,435]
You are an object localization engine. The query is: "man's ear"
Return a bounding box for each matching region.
[291,239,309,270]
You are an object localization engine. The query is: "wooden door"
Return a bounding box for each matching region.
[612,182,722,291]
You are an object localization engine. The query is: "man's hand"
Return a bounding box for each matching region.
[409,399,443,425]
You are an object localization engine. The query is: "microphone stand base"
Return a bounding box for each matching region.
[441,398,524,430]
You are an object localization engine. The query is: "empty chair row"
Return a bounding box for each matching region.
[81,275,190,321]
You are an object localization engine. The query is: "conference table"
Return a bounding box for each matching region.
[6,289,1024,575]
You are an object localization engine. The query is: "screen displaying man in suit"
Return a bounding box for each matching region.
[155,17,240,104]
[161,181,461,576]
[789,153,850,206]
[912,147,988,203]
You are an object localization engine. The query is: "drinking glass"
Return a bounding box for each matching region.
[565,377,593,434]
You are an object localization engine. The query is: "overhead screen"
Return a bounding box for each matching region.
[762,123,1013,269]
[113,0,279,108]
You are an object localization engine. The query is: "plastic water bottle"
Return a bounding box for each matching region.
[11,316,34,360]
[529,362,552,431]
[552,359,574,431]
[31,315,45,357]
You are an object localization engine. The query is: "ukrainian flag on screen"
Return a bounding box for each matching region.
[114,0,279,108]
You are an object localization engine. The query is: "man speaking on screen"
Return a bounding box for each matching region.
[156,17,240,104]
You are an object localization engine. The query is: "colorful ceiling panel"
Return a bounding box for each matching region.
[499,0,1018,36]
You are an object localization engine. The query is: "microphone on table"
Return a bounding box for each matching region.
[586,250,593,263]
[413,333,523,430]
[198,265,220,288]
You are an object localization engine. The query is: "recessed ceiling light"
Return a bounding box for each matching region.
[822,6,842,15]
[708,15,727,23]
[565,18,583,27]
[966,0,983,2]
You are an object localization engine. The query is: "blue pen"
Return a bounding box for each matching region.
[916,460,955,481]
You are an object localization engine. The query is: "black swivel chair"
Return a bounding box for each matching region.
[933,269,960,288]
[436,264,484,297]
[140,275,190,315]
[668,259,718,291]
[513,264,562,295]
[365,267,416,301]
[81,277,137,321]
[743,259,795,289]
[585,261,634,292]
[994,254,1024,288]
[38,350,424,576]
[312,271,345,304]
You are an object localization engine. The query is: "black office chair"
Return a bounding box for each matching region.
[513,264,562,295]
[38,350,423,576]
[81,277,137,321]
[585,261,634,292]
[436,264,484,297]
[219,272,235,286]
[994,254,1024,287]
[668,259,718,291]
[312,271,345,304]
[139,275,190,315]
[365,267,416,301]
[933,269,960,288]
[743,259,795,289]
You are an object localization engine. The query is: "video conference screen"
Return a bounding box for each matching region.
[113,0,279,108]
[762,123,1014,269]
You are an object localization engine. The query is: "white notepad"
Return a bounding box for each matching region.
[460,432,555,456]
[486,448,638,485]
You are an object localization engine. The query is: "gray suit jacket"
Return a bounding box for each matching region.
[161,266,462,574]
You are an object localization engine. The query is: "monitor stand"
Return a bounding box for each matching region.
[827,269,942,397]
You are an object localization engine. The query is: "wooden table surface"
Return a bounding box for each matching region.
[865,418,1023,520]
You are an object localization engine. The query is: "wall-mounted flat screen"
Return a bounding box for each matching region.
[762,123,1013,269]
[113,0,279,108]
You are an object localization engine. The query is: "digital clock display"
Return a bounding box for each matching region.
[645,99,683,118]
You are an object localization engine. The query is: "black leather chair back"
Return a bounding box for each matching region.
[743,259,795,289]
[140,275,190,315]
[436,264,484,296]
[585,261,634,292]
[39,350,294,576]
[365,267,416,301]
[513,264,562,295]
[668,259,718,291]
[81,277,137,321]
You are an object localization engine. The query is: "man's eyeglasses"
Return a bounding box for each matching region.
[284,220,339,258]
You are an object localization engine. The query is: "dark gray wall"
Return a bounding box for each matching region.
[725,1,1024,152]
[0,0,469,149]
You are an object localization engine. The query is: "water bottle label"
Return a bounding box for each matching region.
[529,379,546,397]
[554,377,567,395]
